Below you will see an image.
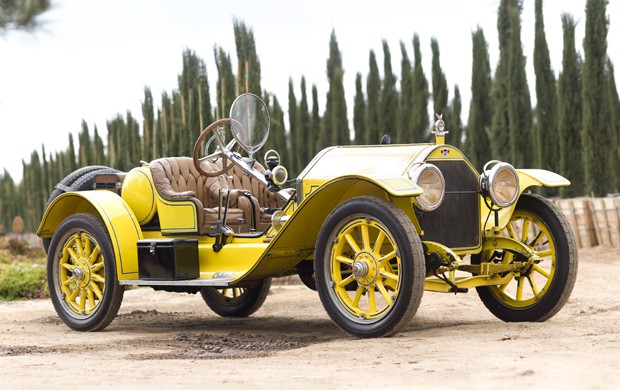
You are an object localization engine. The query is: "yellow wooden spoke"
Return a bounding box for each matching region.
[532,264,550,279]
[376,281,393,306]
[69,286,80,302]
[344,233,362,254]
[83,237,92,259]
[63,279,76,287]
[527,275,540,296]
[335,255,354,266]
[66,247,79,265]
[88,245,100,265]
[352,286,364,308]
[521,219,530,243]
[87,287,95,309]
[499,280,510,293]
[91,261,104,272]
[506,223,517,240]
[537,249,553,258]
[74,234,84,259]
[79,288,86,311]
[380,270,399,283]
[360,223,371,251]
[368,288,377,313]
[372,231,386,256]
[337,275,355,288]
[91,274,105,284]
[61,263,75,271]
[516,277,524,301]
[90,281,103,300]
[378,250,397,265]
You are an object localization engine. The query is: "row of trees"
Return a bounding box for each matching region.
[1,0,619,233]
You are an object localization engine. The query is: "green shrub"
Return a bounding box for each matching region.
[0,262,48,300]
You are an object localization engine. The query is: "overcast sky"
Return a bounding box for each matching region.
[1,0,618,182]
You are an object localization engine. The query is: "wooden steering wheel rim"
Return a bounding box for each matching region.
[192,118,235,177]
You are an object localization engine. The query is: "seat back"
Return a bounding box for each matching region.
[226,161,286,209]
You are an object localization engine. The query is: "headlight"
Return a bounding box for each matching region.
[408,163,445,211]
[481,161,519,207]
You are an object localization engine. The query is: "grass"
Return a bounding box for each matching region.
[0,236,48,301]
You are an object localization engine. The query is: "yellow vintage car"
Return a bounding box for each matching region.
[37,93,577,338]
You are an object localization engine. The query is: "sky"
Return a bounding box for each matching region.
[1,0,619,183]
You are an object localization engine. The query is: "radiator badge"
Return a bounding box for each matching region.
[441,148,450,156]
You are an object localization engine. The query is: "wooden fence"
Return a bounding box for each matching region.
[555,197,620,248]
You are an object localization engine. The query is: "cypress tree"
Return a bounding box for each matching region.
[380,40,398,140]
[582,0,611,195]
[78,120,92,167]
[93,126,105,165]
[411,34,430,142]
[288,79,299,174]
[365,50,381,145]
[558,13,583,197]
[353,73,366,145]
[142,87,155,161]
[331,67,350,145]
[233,19,262,95]
[490,0,511,160]
[606,59,619,191]
[447,85,463,148]
[506,1,533,167]
[431,37,449,118]
[297,77,311,166]
[533,0,558,171]
[266,94,288,166]
[214,46,236,121]
[318,30,347,150]
[310,85,321,155]
[466,27,492,170]
[398,41,413,144]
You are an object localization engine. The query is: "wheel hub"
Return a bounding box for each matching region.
[352,253,378,286]
[72,266,85,281]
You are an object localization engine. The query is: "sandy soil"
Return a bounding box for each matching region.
[1,245,619,389]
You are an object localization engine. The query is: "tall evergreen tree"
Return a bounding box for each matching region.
[214,46,237,120]
[93,126,105,165]
[447,85,463,148]
[353,73,366,145]
[490,0,511,160]
[318,30,347,150]
[67,133,77,172]
[0,0,50,33]
[310,85,321,155]
[233,18,262,95]
[331,67,350,145]
[297,77,311,166]
[142,87,155,161]
[506,1,533,167]
[78,120,92,167]
[380,40,398,140]
[398,41,413,144]
[365,50,381,144]
[533,0,558,171]
[430,37,449,118]
[288,79,299,174]
[582,0,611,195]
[466,27,493,170]
[558,13,583,197]
[411,34,430,142]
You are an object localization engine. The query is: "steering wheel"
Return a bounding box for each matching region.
[192,118,237,177]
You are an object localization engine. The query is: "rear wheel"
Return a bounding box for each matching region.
[315,196,425,338]
[472,194,578,322]
[200,278,271,317]
[47,213,124,331]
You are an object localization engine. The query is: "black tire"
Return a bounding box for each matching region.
[472,193,578,322]
[43,166,120,253]
[200,278,271,317]
[47,213,125,331]
[315,196,425,338]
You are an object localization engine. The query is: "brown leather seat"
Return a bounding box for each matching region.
[149,157,253,234]
[218,160,288,231]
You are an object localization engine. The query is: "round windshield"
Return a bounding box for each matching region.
[230,93,270,158]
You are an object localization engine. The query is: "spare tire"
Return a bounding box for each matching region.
[42,165,121,253]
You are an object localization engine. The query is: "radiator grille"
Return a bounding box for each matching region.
[418,160,480,249]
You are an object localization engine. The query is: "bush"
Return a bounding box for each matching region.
[0,262,48,300]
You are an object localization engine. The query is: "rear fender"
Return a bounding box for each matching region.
[37,190,143,280]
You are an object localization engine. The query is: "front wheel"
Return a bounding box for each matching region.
[472,193,578,322]
[47,213,124,331]
[315,196,425,338]
[200,278,271,317]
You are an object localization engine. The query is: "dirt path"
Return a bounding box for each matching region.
[1,246,620,389]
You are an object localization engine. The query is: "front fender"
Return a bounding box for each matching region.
[484,169,570,230]
[37,190,143,280]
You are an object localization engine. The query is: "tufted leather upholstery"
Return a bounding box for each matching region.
[150,157,251,234]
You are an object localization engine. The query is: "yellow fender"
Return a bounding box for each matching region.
[37,190,143,280]
[485,169,570,230]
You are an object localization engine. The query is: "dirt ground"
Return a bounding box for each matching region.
[1,246,619,389]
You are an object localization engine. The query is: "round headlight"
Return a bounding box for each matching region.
[408,163,445,211]
[272,165,288,186]
[483,161,519,207]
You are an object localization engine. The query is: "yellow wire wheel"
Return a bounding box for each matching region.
[315,196,425,338]
[473,194,578,322]
[47,213,124,331]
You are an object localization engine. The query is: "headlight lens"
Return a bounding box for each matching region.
[483,161,519,207]
[408,163,445,211]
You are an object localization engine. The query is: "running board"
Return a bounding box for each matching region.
[119,279,232,287]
